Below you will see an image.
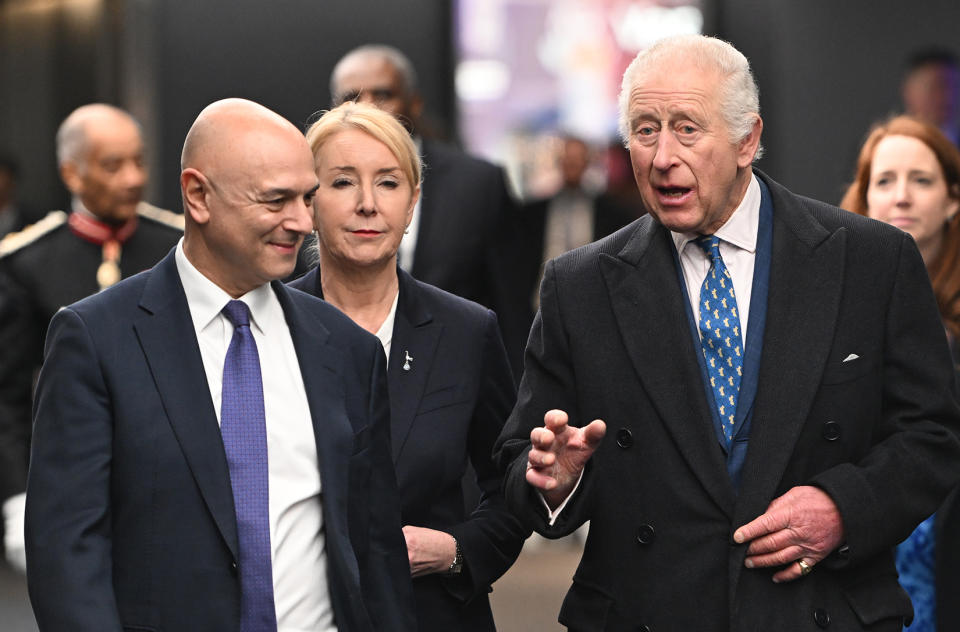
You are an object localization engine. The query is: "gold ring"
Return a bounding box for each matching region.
[797,559,813,576]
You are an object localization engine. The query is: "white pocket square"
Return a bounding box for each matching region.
[842,353,859,363]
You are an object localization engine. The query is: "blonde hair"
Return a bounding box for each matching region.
[305,101,421,188]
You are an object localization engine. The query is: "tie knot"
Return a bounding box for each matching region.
[222,299,251,329]
[694,234,722,261]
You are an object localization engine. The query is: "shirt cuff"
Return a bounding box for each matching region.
[538,470,585,526]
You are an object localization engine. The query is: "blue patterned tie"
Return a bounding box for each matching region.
[695,235,743,447]
[221,300,277,632]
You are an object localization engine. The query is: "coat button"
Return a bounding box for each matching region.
[617,428,634,449]
[822,421,841,441]
[638,626,652,632]
[636,524,655,545]
[813,608,830,628]
[230,561,239,576]
[835,544,850,560]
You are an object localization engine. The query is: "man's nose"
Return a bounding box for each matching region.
[287,197,314,234]
[652,132,679,171]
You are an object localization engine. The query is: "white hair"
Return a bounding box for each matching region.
[56,104,140,170]
[618,34,763,160]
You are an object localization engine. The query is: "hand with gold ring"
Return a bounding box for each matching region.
[732,485,845,583]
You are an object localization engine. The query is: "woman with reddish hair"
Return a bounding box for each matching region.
[842,115,960,632]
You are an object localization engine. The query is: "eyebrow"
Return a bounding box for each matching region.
[261,183,320,198]
[327,166,401,175]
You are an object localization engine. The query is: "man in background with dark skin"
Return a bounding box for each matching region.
[0,104,181,572]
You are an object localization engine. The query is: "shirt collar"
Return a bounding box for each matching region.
[671,173,760,254]
[174,238,281,335]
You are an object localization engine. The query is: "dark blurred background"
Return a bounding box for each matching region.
[2,0,958,215]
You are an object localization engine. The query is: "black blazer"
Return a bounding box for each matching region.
[504,192,639,374]
[291,267,528,632]
[24,251,415,632]
[495,171,960,631]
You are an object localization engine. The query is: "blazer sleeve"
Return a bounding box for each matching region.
[360,343,418,632]
[24,307,123,631]
[0,262,41,501]
[494,259,597,538]
[442,308,529,602]
[811,233,960,567]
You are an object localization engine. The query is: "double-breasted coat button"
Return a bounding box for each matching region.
[813,608,831,628]
[617,428,633,449]
[636,524,655,545]
[822,421,841,441]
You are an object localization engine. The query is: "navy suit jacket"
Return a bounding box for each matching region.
[291,267,528,632]
[25,250,415,632]
[495,171,960,631]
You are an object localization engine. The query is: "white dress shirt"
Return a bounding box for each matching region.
[175,240,336,632]
[543,174,761,526]
[372,289,400,362]
[671,173,761,345]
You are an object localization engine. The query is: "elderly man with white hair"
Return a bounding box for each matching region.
[0,104,182,572]
[495,34,960,631]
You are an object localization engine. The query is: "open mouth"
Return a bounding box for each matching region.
[657,186,691,198]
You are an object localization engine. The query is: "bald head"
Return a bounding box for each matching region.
[181,98,304,173]
[330,46,423,132]
[179,98,318,297]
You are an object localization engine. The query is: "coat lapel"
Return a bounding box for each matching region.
[600,219,735,516]
[732,176,846,530]
[275,282,361,588]
[133,252,238,558]
[387,271,442,463]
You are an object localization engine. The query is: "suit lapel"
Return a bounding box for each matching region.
[275,283,360,586]
[388,271,442,463]
[600,220,735,516]
[733,176,846,530]
[133,252,238,558]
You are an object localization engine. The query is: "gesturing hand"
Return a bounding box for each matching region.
[733,485,845,583]
[525,409,606,510]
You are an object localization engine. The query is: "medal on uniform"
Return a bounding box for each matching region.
[97,240,122,290]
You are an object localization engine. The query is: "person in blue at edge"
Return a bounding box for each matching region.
[495,35,960,631]
[842,114,960,632]
[290,101,528,631]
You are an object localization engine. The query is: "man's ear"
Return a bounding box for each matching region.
[181,168,211,225]
[60,162,83,197]
[736,116,763,168]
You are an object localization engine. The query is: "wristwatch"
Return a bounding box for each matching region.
[446,537,463,575]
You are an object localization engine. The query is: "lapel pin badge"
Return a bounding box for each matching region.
[403,350,413,371]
